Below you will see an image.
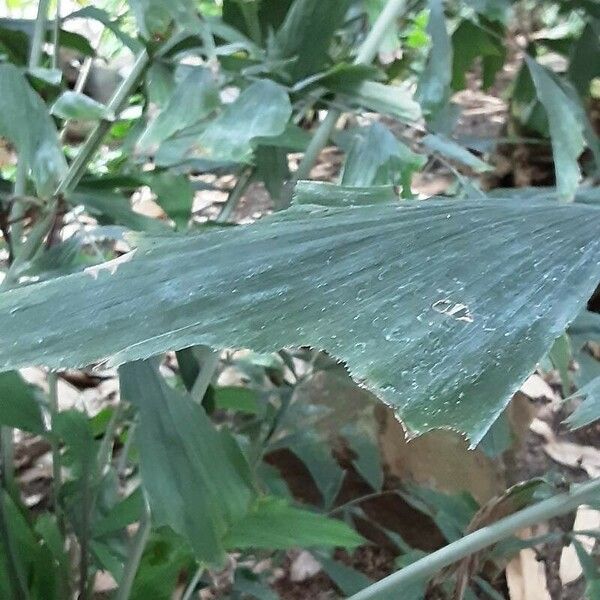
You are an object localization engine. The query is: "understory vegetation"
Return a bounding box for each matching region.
[0,0,600,598]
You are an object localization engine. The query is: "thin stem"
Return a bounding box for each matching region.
[117,418,137,478]
[328,490,400,516]
[215,169,253,223]
[47,372,64,535]
[56,49,150,196]
[354,0,407,66]
[2,49,151,289]
[10,0,52,250]
[348,477,600,600]
[293,109,341,183]
[181,565,204,600]
[96,402,124,472]
[115,499,151,600]
[290,0,407,189]
[28,0,51,70]
[51,0,61,70]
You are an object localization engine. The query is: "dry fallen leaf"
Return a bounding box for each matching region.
[559,505,600,585]
[506,528,551,600]
[290,550,322,582]
[520,374,558,403]
[530,418,600,477]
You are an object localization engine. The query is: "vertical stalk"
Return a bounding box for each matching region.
[51,0,61,70]
[348,477,600,599]
[10,0,52,251]
[181,565,204,600]
[291,0,407,187]
[47,373,63,533]
[114,499,151,600]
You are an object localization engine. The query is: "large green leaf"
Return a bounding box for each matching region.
[525,57,585,201]
[119,360,255,564]
[0,64,67,198]
[0,186,599,443]
[195,79,292,163]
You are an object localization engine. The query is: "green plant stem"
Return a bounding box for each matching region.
[348,477,600,600]
[291,0,407,186]
[215,168,253,223]
[47,372,64,534]
[29,0,51,70]
[10,0,52,252]
[115,499,151,600]
[181,565,204,600]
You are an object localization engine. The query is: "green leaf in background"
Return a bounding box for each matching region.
[451,20,506,90]
[341,123,425,194]
[464,0,511,23]
[0,63,67,198]
[567,21,600,97]
[127,0,201,39]
[525,56,585,200]
[282,432,345,509]
[564,376,600,430]
[328,80,421,124]
[120,360,255,564]
[214,386,261,414]
[65,7,142,53]
[143,172,194,228]
[196,80,292,163]
[223,496,363,550]
[317,553,374,596]
[272,0,350,81]
[136,67,219,156]
[70,189,170,232]
[423,133,493,173]
[0,188,599,444]
[416,0,452,116]
[0,370,44,434]
[51,91,110,121]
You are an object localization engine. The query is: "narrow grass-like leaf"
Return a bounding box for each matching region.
[119,360,255,564]
[0,188,599,443]
[423,134,493,173]
[0,371,44,434]
[0,63,67,197]
[223,497,363,550]
[417,0,452,115]
[51,91,110,121]
[526,56,585,200]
